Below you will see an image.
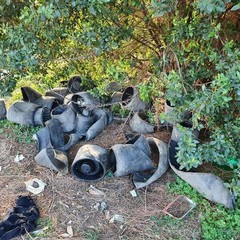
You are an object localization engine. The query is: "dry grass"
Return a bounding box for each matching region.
[0,122,201,240]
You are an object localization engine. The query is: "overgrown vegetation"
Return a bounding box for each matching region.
[0,119,40,143]
[164,177,240,240]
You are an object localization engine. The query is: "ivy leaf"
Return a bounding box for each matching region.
[231,3,240,11]
[207,4,214,13]
[89,5,96,16]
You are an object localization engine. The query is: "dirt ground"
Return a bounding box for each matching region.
[0,121,202,240]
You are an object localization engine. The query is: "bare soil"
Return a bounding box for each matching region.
[0,121,201,240]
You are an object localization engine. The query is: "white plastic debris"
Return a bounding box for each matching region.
[67,225,73,237]
[88,185,105,197]
[32,134,38,141]
[32,226,49,235]
[0,166,2,171]
[24,178,46,195]
[130,189,138,197]
[109,214,125,224]
[92,202,101,211]
[100,201,108,212]
[61,225,74,238]
[14,154,25,163]
[105,210,110,220]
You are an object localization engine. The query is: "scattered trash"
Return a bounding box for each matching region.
[104,210,111,220]
[67,225,74,237]
[100,201,108,212]
[92,201,108,214]
[24,178,46,195]
[130,189,138,197]
[61,233,72,238]
[32,226,49,235]
[0,166,2,171]
[109,214,126,224]
[14,154,25,163]
[162,195,196,219]
[0,196,39,239]
[92,202,101,211]
[88,185,105,197]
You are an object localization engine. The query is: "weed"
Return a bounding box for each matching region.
[0,119,40,143]
[84,229,100,240]
[26,217,55,239]
[111,104,130,118]
[166,176,240,240]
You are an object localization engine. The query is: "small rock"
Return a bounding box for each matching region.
[32,181,39,188]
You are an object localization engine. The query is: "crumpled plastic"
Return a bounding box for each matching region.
[0,196,39,240]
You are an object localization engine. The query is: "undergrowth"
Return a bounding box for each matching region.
[0,119,40,143]
[163,177,240,240]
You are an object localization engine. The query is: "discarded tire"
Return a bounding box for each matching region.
[35,147,68,174]
[7,101,50,126]
[35,127,52,152]
[84,108,113,141]
[132,137,169,189]
[109,135,154,177]
[121,86,149,112]
[21,86,42,102]
[67,76,82,93]
[70,92,100,114]
[74,110,95,136]
[130,112,155,134]
[111,91,123,104]
[168,143,235,209]
[45,87,69,104]
[71,144,109,182]
[45,118,65,149]
[21,86,60,110]
[0,99,6,120]
[51,104,76,132]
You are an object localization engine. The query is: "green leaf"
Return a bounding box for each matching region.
[89,5,96,15]
[207,4,214,13]
[231,3,240,11]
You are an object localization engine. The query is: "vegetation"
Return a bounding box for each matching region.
[164,177,240,240]
[0,0,239,205]
[0,119,40,143]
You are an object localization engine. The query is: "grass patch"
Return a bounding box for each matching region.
[0,119,40,143]
[166,176,240,240]
[84,229,101,240]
